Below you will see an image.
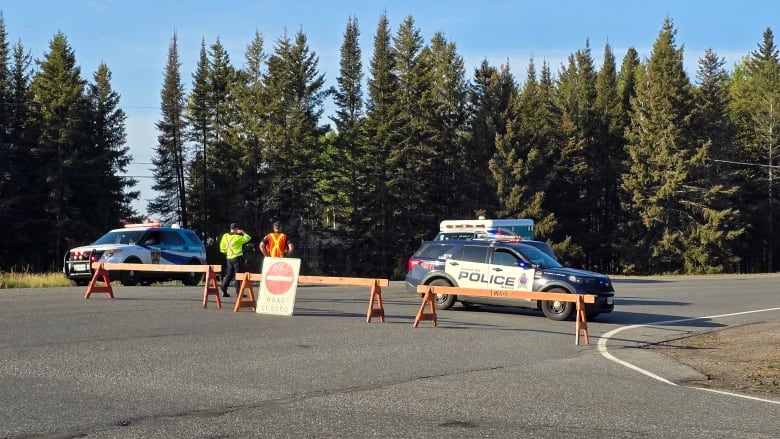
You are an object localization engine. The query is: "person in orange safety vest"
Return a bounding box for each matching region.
[260,221,293,258]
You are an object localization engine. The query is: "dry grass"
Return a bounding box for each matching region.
[0,270,71,289]
[655,321,780,396]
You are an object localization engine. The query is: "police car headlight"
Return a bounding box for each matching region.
[568,275,584,283]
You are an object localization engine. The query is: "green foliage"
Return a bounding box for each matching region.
[2,12,780,276]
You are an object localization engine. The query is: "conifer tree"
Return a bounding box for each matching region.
[424,31,468,218]
[29,32,92,268]
[686,48,744,272]
[148,32,188,226]
[231,31,269,237]
[622,18,737,273]
[185,39,212,235]
[327,16,364,274]
[0,12,16,268]
[361,12,401,276]
[263,29,329,260]
[462,60,509,216]
[201,38,242,233]
[493,59,561,246]
[729,28,780,272]
[86,63,137,229]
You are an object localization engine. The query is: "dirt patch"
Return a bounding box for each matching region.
[651,321,780,396]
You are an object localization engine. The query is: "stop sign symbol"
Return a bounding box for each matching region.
[265,261,294,295]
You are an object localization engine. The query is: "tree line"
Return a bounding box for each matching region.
[1,11,778,277]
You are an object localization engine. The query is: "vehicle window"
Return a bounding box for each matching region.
[184,230,203,244]
[459,245,489,263]
[491,249,520,267]
[416,243,456,259]
[513,244,562,268]
[94,230,144,245]
[143,231,161,245]
[160,231,186,245]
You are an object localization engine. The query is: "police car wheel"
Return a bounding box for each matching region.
[428,279,455,310]
[540,287,574,321]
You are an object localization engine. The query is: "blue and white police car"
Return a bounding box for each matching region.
[405,239,615,320]
[63,223,207,286]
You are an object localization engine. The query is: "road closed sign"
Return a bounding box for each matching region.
[257,257,301,316]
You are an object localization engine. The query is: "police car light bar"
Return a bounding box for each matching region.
[123,222,162,228]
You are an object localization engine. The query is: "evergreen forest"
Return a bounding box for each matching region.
[1,12,779,278]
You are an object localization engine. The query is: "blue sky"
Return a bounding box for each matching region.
[2,0,778,214]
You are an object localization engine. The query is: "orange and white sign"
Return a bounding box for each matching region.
[257,257,301,316]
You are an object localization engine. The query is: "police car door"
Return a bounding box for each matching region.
[443,244,490,293]
[487,247,535,307]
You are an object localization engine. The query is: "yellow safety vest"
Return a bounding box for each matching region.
[220,232,251,260]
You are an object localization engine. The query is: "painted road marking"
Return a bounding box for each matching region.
[598,307,780,405]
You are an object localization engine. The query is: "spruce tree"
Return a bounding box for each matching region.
[148,32,188,226]
[621,18,735,274]
[263,29,329,263]
[86,63,137,230]
[327,16,364,274]
[729,28,780,272]
[362,11,401,276]
[29,32,92,269]
[185,39,212,236]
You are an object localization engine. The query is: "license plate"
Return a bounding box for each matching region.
[607,297,614,305]
[72,263,89,272]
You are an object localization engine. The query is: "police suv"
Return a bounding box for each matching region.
[404,240,615,320]
[63,223,207,286]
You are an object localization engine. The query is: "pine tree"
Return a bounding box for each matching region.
[685,48,744,272]
[148,32,188,226]
[729,27,780,272]
[28,32,94,269]
[425,31,468,218]
[621,18,736,274]
[263,29,329,263]
[232,31,269,238]
[462,60,509,216]
[326,16,364,274]
[86,63,138,228]
[185,39,212,236]
[362,11,402,276]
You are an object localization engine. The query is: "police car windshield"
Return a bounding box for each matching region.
[513,243,562,268]
[94,230,145,245]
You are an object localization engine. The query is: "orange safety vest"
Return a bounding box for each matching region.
[265,232,288,257]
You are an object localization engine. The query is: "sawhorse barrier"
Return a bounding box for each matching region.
[84,263,223,308]
[233,273,390,320]
[415,285,596,345]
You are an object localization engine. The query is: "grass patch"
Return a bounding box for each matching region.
[0,270,72,289]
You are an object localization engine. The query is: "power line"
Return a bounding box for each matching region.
[711,158,780,169]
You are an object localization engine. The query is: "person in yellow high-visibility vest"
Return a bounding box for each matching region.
[260,221,293,258]
[219,223,251,297]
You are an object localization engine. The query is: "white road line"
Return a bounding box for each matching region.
[598,307,780,405]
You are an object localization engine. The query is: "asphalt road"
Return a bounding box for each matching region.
[1,274,779,438]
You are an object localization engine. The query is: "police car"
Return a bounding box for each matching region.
[404,240,615,320]
[63,223,207,286]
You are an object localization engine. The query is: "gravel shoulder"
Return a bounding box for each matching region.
[651,320,780,396]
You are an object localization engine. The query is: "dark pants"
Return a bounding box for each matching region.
[221,257,242,294]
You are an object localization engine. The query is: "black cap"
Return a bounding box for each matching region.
[230,223,238,230]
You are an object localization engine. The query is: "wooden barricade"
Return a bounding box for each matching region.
[84,263,114,299]
[413,286,437,328]
[235,274,390,321]
[202,265,222,309]
[415,285,596,345]
[234,272,258,312]
[297,276,390,323]
[83,262,222,307]
[365,279,385,323]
